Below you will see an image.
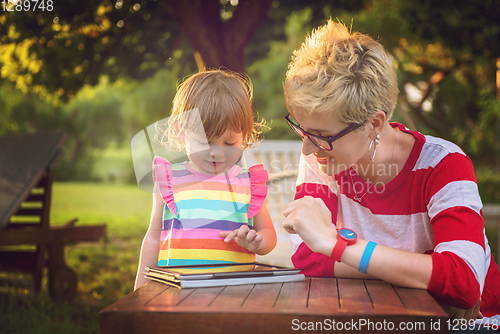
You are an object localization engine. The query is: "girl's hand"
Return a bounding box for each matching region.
[220,225,263,253]
[282,196,337,256]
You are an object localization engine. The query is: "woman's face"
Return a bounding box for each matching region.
[291,107,370,176]
[185,129,244,175]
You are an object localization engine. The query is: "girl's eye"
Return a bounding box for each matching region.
[225,142,236,146]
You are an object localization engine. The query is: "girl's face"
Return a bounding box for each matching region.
[292,107,370,176]
[185,129,244,175]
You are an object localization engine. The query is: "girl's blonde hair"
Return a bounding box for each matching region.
[284,20,399,124]
[157,69,265,150]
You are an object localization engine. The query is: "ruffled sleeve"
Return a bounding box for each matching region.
[247,164,268,218]
[152,156,177,215]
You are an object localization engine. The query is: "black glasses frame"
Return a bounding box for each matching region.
[284,113,363,151]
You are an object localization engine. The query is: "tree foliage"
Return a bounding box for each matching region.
[0,0,366,100]
[325,0,500,163]
[0,0,196,101]
[393,0,500,162]
[249,8,317,140]
[1,0,500,178]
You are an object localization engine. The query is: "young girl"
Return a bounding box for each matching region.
[134,69,277,290]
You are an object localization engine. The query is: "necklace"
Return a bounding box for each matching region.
[350,130,399,203]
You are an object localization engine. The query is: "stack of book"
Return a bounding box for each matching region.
[145,262,305,289]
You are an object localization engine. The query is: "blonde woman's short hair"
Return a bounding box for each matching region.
[284,20,399,124]
[157,69,265,150]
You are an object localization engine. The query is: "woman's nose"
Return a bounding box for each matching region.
[301,137,320,156]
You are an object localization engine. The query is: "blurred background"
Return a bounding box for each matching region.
[1,0,499,333]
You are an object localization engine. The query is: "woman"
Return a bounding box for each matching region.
[281,20,500,325]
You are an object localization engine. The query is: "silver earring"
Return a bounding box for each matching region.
[368,134,380,161]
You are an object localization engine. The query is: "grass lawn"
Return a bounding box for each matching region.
[50,182,153,301]
[0,182,152,334]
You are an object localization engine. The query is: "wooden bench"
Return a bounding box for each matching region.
[0,130,107,300]
[242,140,303,266]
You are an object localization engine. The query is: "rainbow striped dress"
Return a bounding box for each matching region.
[153,156,268,266]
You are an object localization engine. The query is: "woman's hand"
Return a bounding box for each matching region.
[282,196,337,256]
[441,298,482,321]
[220,225,263,253]
[283,196,433,289]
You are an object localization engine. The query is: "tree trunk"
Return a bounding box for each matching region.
[165,0,273,73]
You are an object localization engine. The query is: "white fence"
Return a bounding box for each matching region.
[242,140,303,267]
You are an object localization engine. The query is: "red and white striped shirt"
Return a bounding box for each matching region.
[291,123,500,317]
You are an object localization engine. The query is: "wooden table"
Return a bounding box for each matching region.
[100,278,448,334]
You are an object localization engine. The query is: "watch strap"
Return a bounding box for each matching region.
[331,238,348,262]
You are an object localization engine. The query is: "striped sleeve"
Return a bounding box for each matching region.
[422,139,485,308]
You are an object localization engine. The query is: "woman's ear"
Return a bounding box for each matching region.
[369,111,387,137]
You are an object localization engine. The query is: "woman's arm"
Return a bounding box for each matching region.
[284,196,483,320]
[134,191,163,290]
[338,238,432,289]
[283,196,432,289]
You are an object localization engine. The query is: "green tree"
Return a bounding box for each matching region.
[330,0,500,164]
[395,0,500,164]
[0,0,196,101]
[3,0,500,174]
[0,0,364,100]
[55,77,125,180]
[249,8,317,140]
[0,81,66,135]
[0,77,125,180]
[120,68,178,135]
[164,0,273,72]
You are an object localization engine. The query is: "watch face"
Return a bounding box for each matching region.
[339,228,357,240]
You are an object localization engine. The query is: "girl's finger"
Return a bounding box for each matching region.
[236,225,250,239]
[253,233,263,244]
[222,230,238,243]
[246,229,257,243]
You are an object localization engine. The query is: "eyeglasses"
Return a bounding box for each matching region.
[284,113,363,151]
